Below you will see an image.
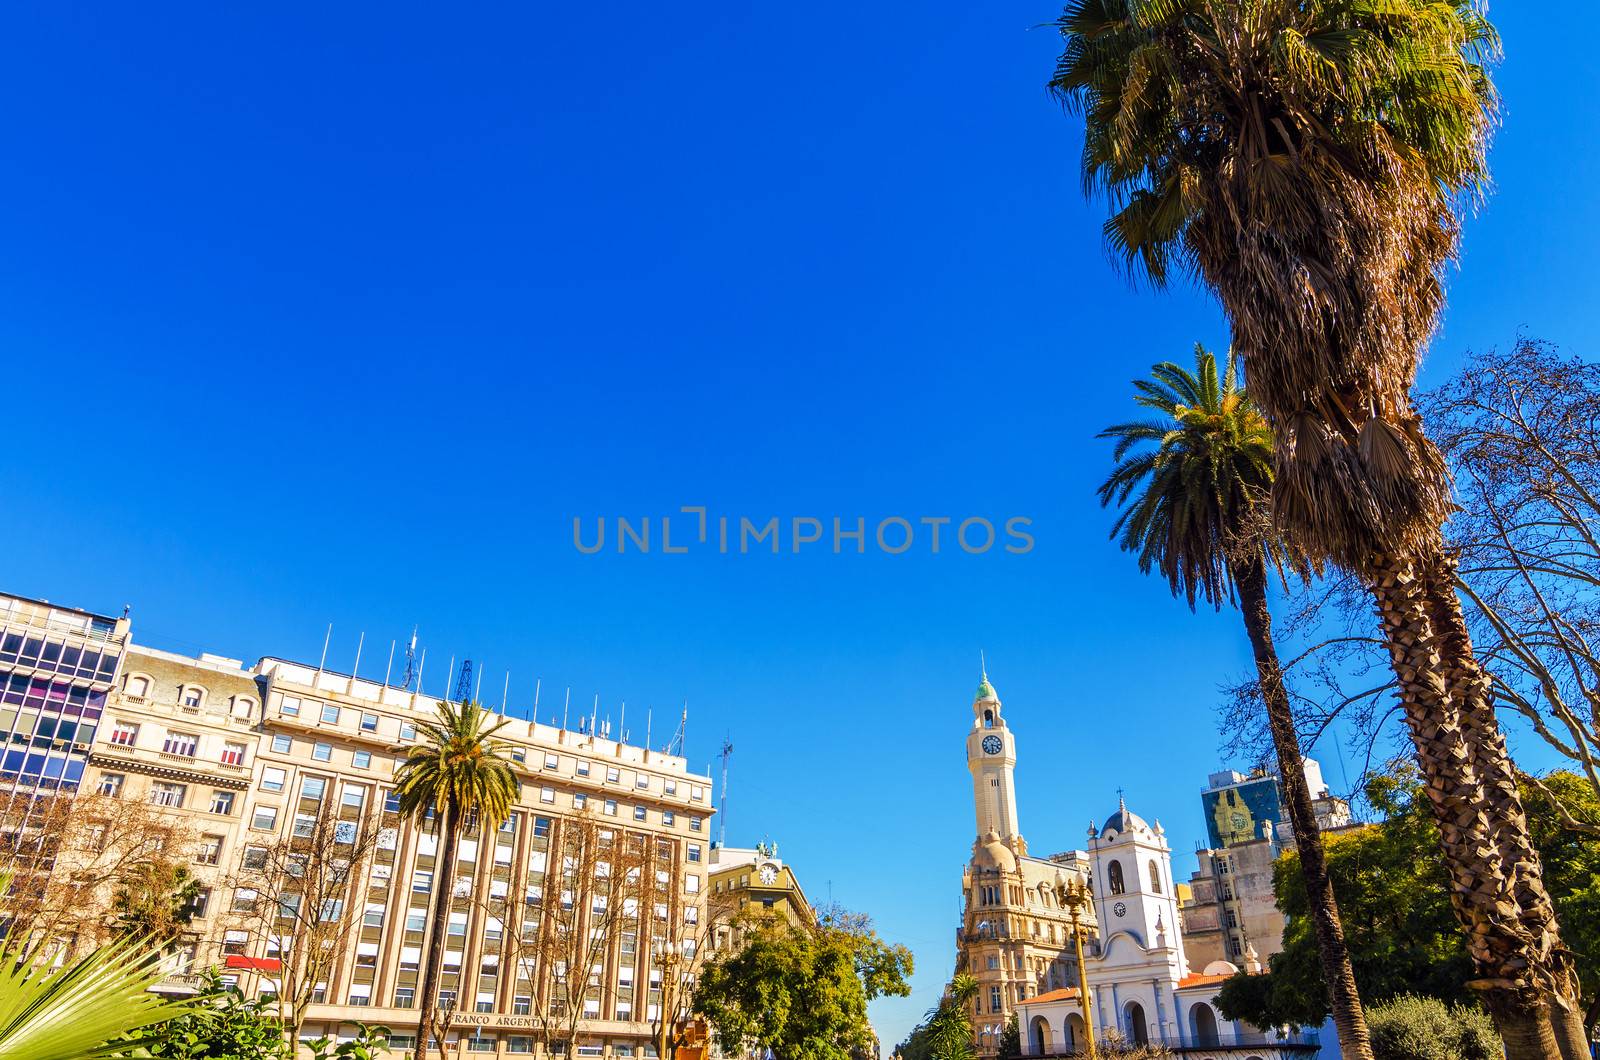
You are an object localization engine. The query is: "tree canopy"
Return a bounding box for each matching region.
[694,910,912,1060]
[1217,766,1600,1030]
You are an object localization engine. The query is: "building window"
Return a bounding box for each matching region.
[312,742,332,762]
[242,846,268,869]
[533,817,551,838]
[222,930,248,956]
[540,786,555,805]
[576,760,591,777]
[665,780,677,796]
[400,722,416,741]
[1108,860,1126,896]
[636,774,649,790]
[280,696,301,717]
[232,888,259,913]
[1149,859,1162,894]
[688,844,701,863]
[606,767,620,783]
[413,871,433,893]
[271,734,292,754]
[353,750,372,769]
[98,773,125,796]
[321,704,340,725]
[262,767,286,793]
[110,721,139,747]
[125,675,150,698]
[603,800,618,817]
[663,811,675,827]
[406,910,427,931]
[221,742,247,766]
[361,712,379,732]
[990,986,1002,1013]
[196,836,223,865]
[294,814,317,838]
[633,806,647,822]
[690,817,702,832]
[210,790,236,815]
[385,790,402,814]
[301,776,327,801]
[252,806,279,831]
[150,782,186,808]
[162,732,199,757]
[182,687,204,709]
[394,987,415,1009]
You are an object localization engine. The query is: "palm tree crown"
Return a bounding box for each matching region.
[1053,0,1499,569]
[393,699,518,830]
[1097,344,1278,608]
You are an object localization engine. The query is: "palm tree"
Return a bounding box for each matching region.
[1099,345,1371,1059]
[111,858,201,943]
[393,698,519,1060]
[926,973,979,1060]
[1051,4,1580,1055]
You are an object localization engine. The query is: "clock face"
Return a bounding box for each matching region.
[1113,901,1128,918]
[758,864,778,885]
[981,735,1003,755]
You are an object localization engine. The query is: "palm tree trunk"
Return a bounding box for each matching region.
[417,804,460,1060]
[1231,555,1374,1060]
[1418,550,1589,1060]
[1367,548,1565,1060]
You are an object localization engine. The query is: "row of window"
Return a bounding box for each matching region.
[98,773,239,814]
[276,694,706,802]
[0,634,119,681]
[123,675,255,718]
[110,720,249,765]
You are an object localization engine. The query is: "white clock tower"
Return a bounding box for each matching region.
[966,671,1024,854]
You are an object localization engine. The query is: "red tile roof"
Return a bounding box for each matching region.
[1022,987,1081,1004]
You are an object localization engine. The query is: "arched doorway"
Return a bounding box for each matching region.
[1064,1013,1085,1053]
[1125,1001,1149,1046]
[1029,1016,1051,1056]
[1190,1002,1219,1046]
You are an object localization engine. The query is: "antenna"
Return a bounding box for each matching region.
[454,659,474,704]
[717,737,734,849]
[399,627,419,690]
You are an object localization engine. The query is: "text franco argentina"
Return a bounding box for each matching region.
[573,508,1034,555]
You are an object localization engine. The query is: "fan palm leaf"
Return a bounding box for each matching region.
[0,933,185,1059]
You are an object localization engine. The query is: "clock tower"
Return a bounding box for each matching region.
[966,670,1024,853]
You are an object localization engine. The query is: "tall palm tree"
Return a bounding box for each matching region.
[393,699,519,1060]
[927,973,979,1060]
[1051,4,1580,1055]
[1099,345,1371,1059]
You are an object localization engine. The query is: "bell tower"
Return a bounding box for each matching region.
[966,670,1024,853]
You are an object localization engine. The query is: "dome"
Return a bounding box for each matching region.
[975,676,998,703]
[1101,798,1149,837]
[973,834,1017,873]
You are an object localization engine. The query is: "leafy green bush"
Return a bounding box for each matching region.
[1367,995,1501,1060]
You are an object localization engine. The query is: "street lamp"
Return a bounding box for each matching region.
[1055,877,1097,1060]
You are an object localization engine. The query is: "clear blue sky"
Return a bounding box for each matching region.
[2,2,1596,1047]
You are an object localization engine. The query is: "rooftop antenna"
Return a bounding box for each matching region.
[533,679,542,722]
[501,671,511,713]
[416,649,427,697]
[454,659,474,704]
[383,639,396,687]
[645,708,652,752]
[668,704,687,756]
[315,624,333,679]
[473,664,485,702]
[717,737,734,849]
[352,632,366,678]
[399,627,419,690]
[562,688,570,731]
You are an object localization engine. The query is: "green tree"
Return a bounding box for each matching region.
[1366,995,1501,1060]
[926,974,978,1060]
[392,698,518,1060]
[1218,767,1600,1038]
[1099,345,1370,1058]
[694,911,912,1060]
[996,1014,1020,1060]
[111,857,201,943]
[139,971,291,1060]
[1050,4,1580,1054]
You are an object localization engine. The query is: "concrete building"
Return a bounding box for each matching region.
[1181,766,1356,970]
[954,674,1096,1056]
[13,585,719,1060]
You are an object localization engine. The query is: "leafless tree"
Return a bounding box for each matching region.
[226,791,382,1044]
[0,789,195,963]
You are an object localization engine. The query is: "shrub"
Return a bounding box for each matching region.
[1367,995,1501,1060]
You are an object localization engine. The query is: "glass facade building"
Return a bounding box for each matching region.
[0,593,127,793]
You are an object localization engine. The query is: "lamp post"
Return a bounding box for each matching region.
[1056,878,1097,1060]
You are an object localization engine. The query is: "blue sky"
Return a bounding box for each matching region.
[2,1,1597,1047]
